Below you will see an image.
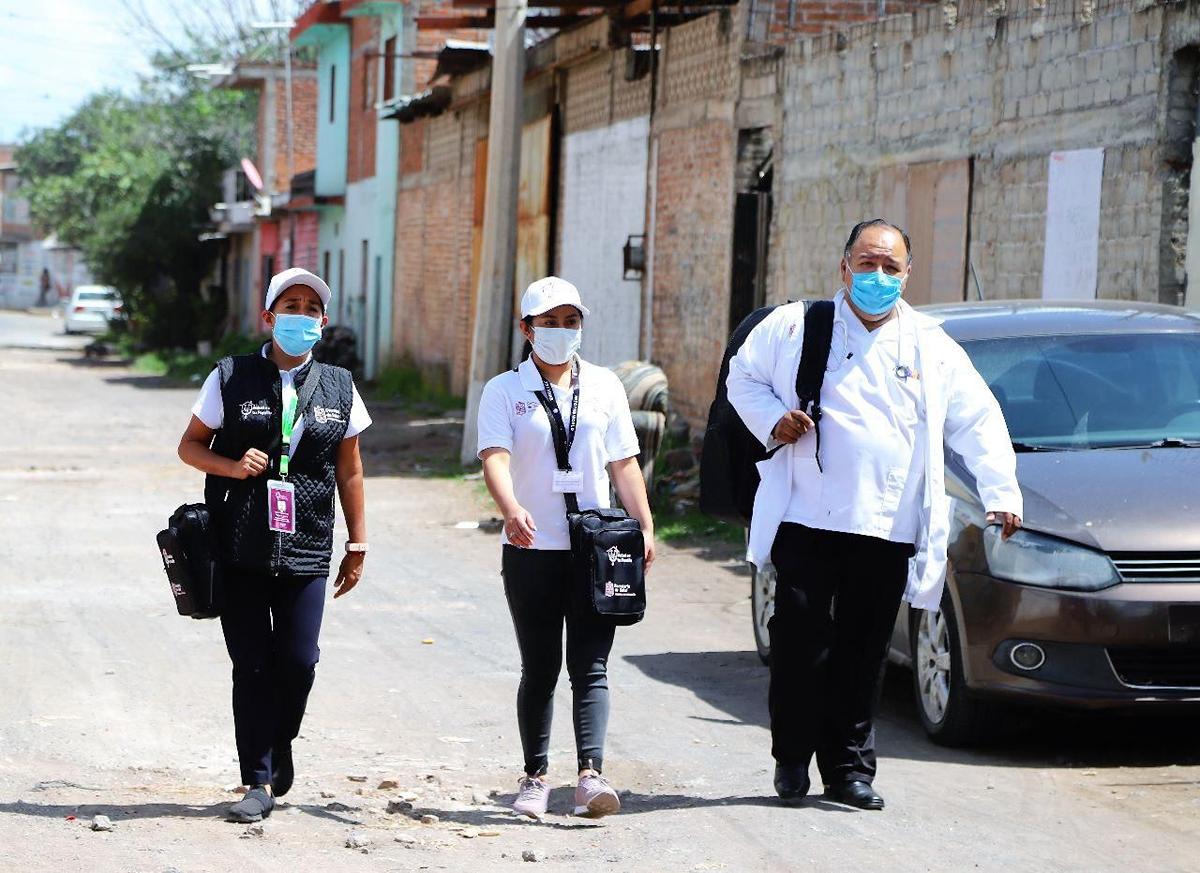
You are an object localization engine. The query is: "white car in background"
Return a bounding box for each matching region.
[63,285,123,334]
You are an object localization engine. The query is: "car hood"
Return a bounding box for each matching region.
[1015,448,1200,553]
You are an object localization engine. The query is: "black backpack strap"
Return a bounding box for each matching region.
[796,299,835,472]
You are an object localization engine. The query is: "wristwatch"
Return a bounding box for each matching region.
[345,542,369,554]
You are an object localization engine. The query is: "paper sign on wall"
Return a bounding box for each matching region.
[1041,148,1104,300]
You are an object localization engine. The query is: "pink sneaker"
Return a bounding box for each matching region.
[574,773,620,818]
[512,776,550,819]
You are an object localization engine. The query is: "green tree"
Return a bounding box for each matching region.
[18,80,252,348]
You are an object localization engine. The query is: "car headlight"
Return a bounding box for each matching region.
[983,526,1120,591]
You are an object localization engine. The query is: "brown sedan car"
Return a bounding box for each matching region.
[751,300,1200,744]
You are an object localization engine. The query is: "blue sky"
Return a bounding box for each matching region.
[0,0,162,143]
[0,0,297,144]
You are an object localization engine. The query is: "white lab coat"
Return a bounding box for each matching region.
[726,294,1023,610]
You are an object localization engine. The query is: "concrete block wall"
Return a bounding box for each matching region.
[773,0,1172,307]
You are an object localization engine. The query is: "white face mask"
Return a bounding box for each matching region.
[532,327,582,365]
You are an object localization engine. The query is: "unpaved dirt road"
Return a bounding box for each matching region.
[2,311,1198,872]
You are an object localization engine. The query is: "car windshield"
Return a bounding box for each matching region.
[962,333,1200,450]
[77,290,117,302]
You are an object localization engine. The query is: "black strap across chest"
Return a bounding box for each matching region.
[532,361,582,515]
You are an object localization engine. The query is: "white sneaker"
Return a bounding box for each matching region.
[574,773,620,818]
[512,776,550,819]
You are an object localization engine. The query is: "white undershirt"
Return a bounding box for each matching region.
[191,347,372,455]
[782,297,926,544]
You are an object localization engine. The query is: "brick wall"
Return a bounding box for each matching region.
[262,73,320,194]
[648,10,740,429]
[348,16,380,184]
[392,102,486,395]
[772,0,1174,309]
[283,76,319,186]
[412,0,492,89]
[746,0,932,41]
[651,119,737,427]
[292,211,321,272]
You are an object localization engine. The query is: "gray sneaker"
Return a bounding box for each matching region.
[574,774,620,818]
[512,776,550,819]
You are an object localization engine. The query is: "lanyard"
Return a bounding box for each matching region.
[279,383,299,478]
[538,362,580,471]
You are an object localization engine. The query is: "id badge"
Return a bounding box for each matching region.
[553,470,584,493]
[267,480,297,534]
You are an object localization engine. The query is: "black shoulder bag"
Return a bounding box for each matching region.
[533,365,647,626]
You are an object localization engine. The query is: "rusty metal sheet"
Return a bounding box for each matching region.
[511,116,553,364]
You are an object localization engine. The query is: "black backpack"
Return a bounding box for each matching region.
[699,299,835,525]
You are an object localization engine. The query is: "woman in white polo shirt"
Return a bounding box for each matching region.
[477,276,655,820]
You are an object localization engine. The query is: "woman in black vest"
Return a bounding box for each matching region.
[178,268,371,823]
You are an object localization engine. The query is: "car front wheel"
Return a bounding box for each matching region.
[750,560,775,665]
[909,597,993,746]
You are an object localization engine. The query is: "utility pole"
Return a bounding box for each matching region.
[460,0,527,464]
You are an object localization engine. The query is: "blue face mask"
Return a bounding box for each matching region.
[272,313,323,357]
[846,265,905,315]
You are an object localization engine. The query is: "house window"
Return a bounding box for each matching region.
[383,36,396,102]
[329,64,336,123]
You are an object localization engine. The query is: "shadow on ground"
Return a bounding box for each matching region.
[625,649,1200,772]
[416,788,854,828]
[0,798,374,826]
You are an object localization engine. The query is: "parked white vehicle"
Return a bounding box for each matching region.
[63,285,123,334]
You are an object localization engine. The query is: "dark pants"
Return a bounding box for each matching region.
[768,523,912,786]
[502,545,616,776]
[220,569,325,787]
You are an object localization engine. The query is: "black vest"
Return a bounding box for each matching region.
[205,352,353,577]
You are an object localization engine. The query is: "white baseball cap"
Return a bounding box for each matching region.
[264,267,332,312]
[520,276,590,319]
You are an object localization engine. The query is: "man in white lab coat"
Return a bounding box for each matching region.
[726,219,1022,810]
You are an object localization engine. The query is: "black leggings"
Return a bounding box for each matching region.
[502,545,616,776]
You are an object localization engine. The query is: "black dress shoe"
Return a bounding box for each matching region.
[825,780,885,810]
[271,746,294,798]
[773,764,810,804]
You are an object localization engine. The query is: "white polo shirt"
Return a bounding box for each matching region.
[781,294,925,543]
[477,356,640,551]
[191,345,372,454]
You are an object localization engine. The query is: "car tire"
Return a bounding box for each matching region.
[750,559,775,665]
[909,594,994,746]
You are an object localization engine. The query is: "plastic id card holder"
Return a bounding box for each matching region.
[552,470,584,494]
[267,480,297,534]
